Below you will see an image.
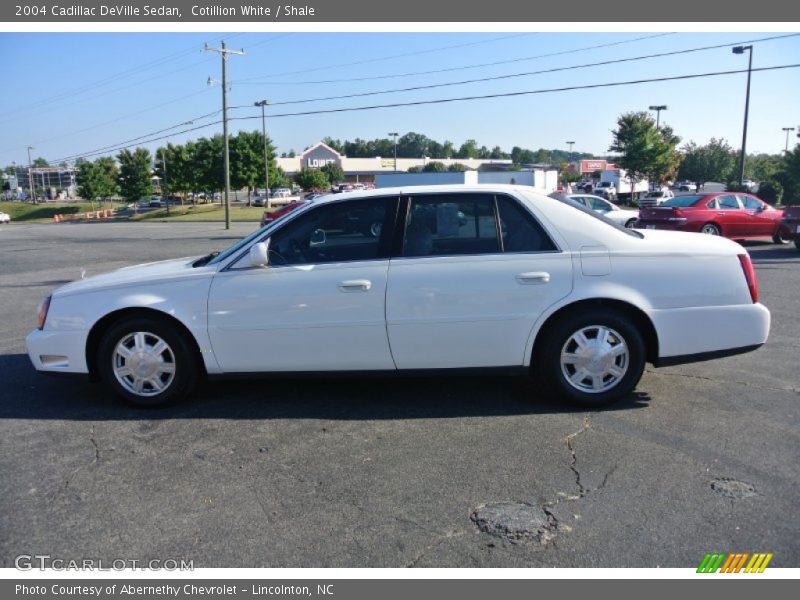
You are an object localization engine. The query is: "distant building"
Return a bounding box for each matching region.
[14,165,77,200]
[276,142,513,183]
[376,166,558,193]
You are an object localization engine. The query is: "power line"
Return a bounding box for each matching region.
[233,33,535,82]
[50,63,800,164]
[229,64,800,120]
[50,115,222,164]
[231,33,800,108]
[233,33,675,85]
[1,34,245,122]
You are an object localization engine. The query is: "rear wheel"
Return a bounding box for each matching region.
[772,229,791,244]
[534,309,646,407]
[97,315,199,407]
[700,223,721,236]
[795,238,800,251]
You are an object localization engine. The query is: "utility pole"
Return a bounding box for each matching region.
[733,45,753,185]
[388,132,399,172]
[782,127,796,153]
[255,99,271,207]
[648,105,668,129]
[27,146,36,203]
[205,40,245,230]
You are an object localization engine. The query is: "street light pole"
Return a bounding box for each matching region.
[566,140,575,163]
[733,45,753,185]
[255,99,271,207]
[388,132,399,172]
[161,149,170,215]
[782,127,796,153]
[648,105,668,129]
[27,146,36,203]
[205,40,245,230]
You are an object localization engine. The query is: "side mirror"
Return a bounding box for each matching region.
[249,242,269,267]
[310,228,326,247]
[756,204,766,213]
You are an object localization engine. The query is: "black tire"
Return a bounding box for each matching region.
[772,230,791,245]
[534,309,646,407]
[97,315,200,407]
[795,238,800,251]
[700,223,721,236]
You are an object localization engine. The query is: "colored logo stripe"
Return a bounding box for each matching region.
[697,552,773,573]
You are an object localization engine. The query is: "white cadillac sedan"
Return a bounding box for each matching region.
[27,185,770,407]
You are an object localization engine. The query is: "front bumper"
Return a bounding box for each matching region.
[26,328,89,374]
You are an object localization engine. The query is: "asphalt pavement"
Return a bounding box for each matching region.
[0,221,798,568]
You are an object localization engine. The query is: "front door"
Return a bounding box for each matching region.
[208,197,398,372]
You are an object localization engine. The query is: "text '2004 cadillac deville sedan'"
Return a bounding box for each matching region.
[27,185,770,407]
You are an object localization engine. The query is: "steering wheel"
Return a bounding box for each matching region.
[289,238,308,262]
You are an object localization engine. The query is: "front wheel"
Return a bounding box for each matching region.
[535,310,646,407]
[795,238,800,251]
[97,315,200,407]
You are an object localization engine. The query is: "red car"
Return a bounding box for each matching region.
[778,205,800,250]
[260,200,309,227]
[636,192,789,243]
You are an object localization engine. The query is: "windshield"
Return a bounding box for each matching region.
[206,203,315,266]
[661,195,704,207]
[547,192,642,238]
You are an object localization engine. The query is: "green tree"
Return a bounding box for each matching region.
[456,139,478,159]
[293,168,330,191]
[422,161,447,172]
[775,143,800,204]
[230,130,271,206]
[678,138,736,189]
[32,157,49,167]
[95,156,120,203]
[116,148,153,202]
[320,162,345,185]
[609,111,680,200]
[75,158,103,208]
[193,136,224,199]
[447,163,468,172]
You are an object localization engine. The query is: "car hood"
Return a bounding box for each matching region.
[52,256,213,297]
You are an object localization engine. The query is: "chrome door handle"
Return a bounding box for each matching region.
[337,279,372,292]
[516,271,550,284]
[717,212,726,216]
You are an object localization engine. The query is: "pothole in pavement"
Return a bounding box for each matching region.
[711,477,758,499]
[470,502,557,545]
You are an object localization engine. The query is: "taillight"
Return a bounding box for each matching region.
[738,254,758,303]
[37,295,51,330]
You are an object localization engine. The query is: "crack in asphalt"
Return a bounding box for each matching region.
[54,424,101,497]
[404,530,466,568]
[564,417,591,497]
[645,368,800,395]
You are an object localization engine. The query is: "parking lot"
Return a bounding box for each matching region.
[1,221,798,568]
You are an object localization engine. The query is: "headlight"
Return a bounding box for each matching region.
[37,295,51,330]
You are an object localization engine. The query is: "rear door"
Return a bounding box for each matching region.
[715,194,744,236]
[385,192,573,369]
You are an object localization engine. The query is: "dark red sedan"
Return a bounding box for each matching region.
[636,192,789,243]
[260,199,310,228]
[778,205,800,250]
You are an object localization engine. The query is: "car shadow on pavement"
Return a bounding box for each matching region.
[0,353,650,421]
[744,243,799,264]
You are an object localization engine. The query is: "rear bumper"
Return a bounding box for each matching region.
[650,303,770,364]
[635,220,688,231]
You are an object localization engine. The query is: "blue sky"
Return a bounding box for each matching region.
[1,31,799,166]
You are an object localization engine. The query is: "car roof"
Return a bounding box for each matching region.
[308,183,541,205]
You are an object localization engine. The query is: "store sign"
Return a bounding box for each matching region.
[301,143,342,170]
[581,160,607,172]
[306,158,337,168]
